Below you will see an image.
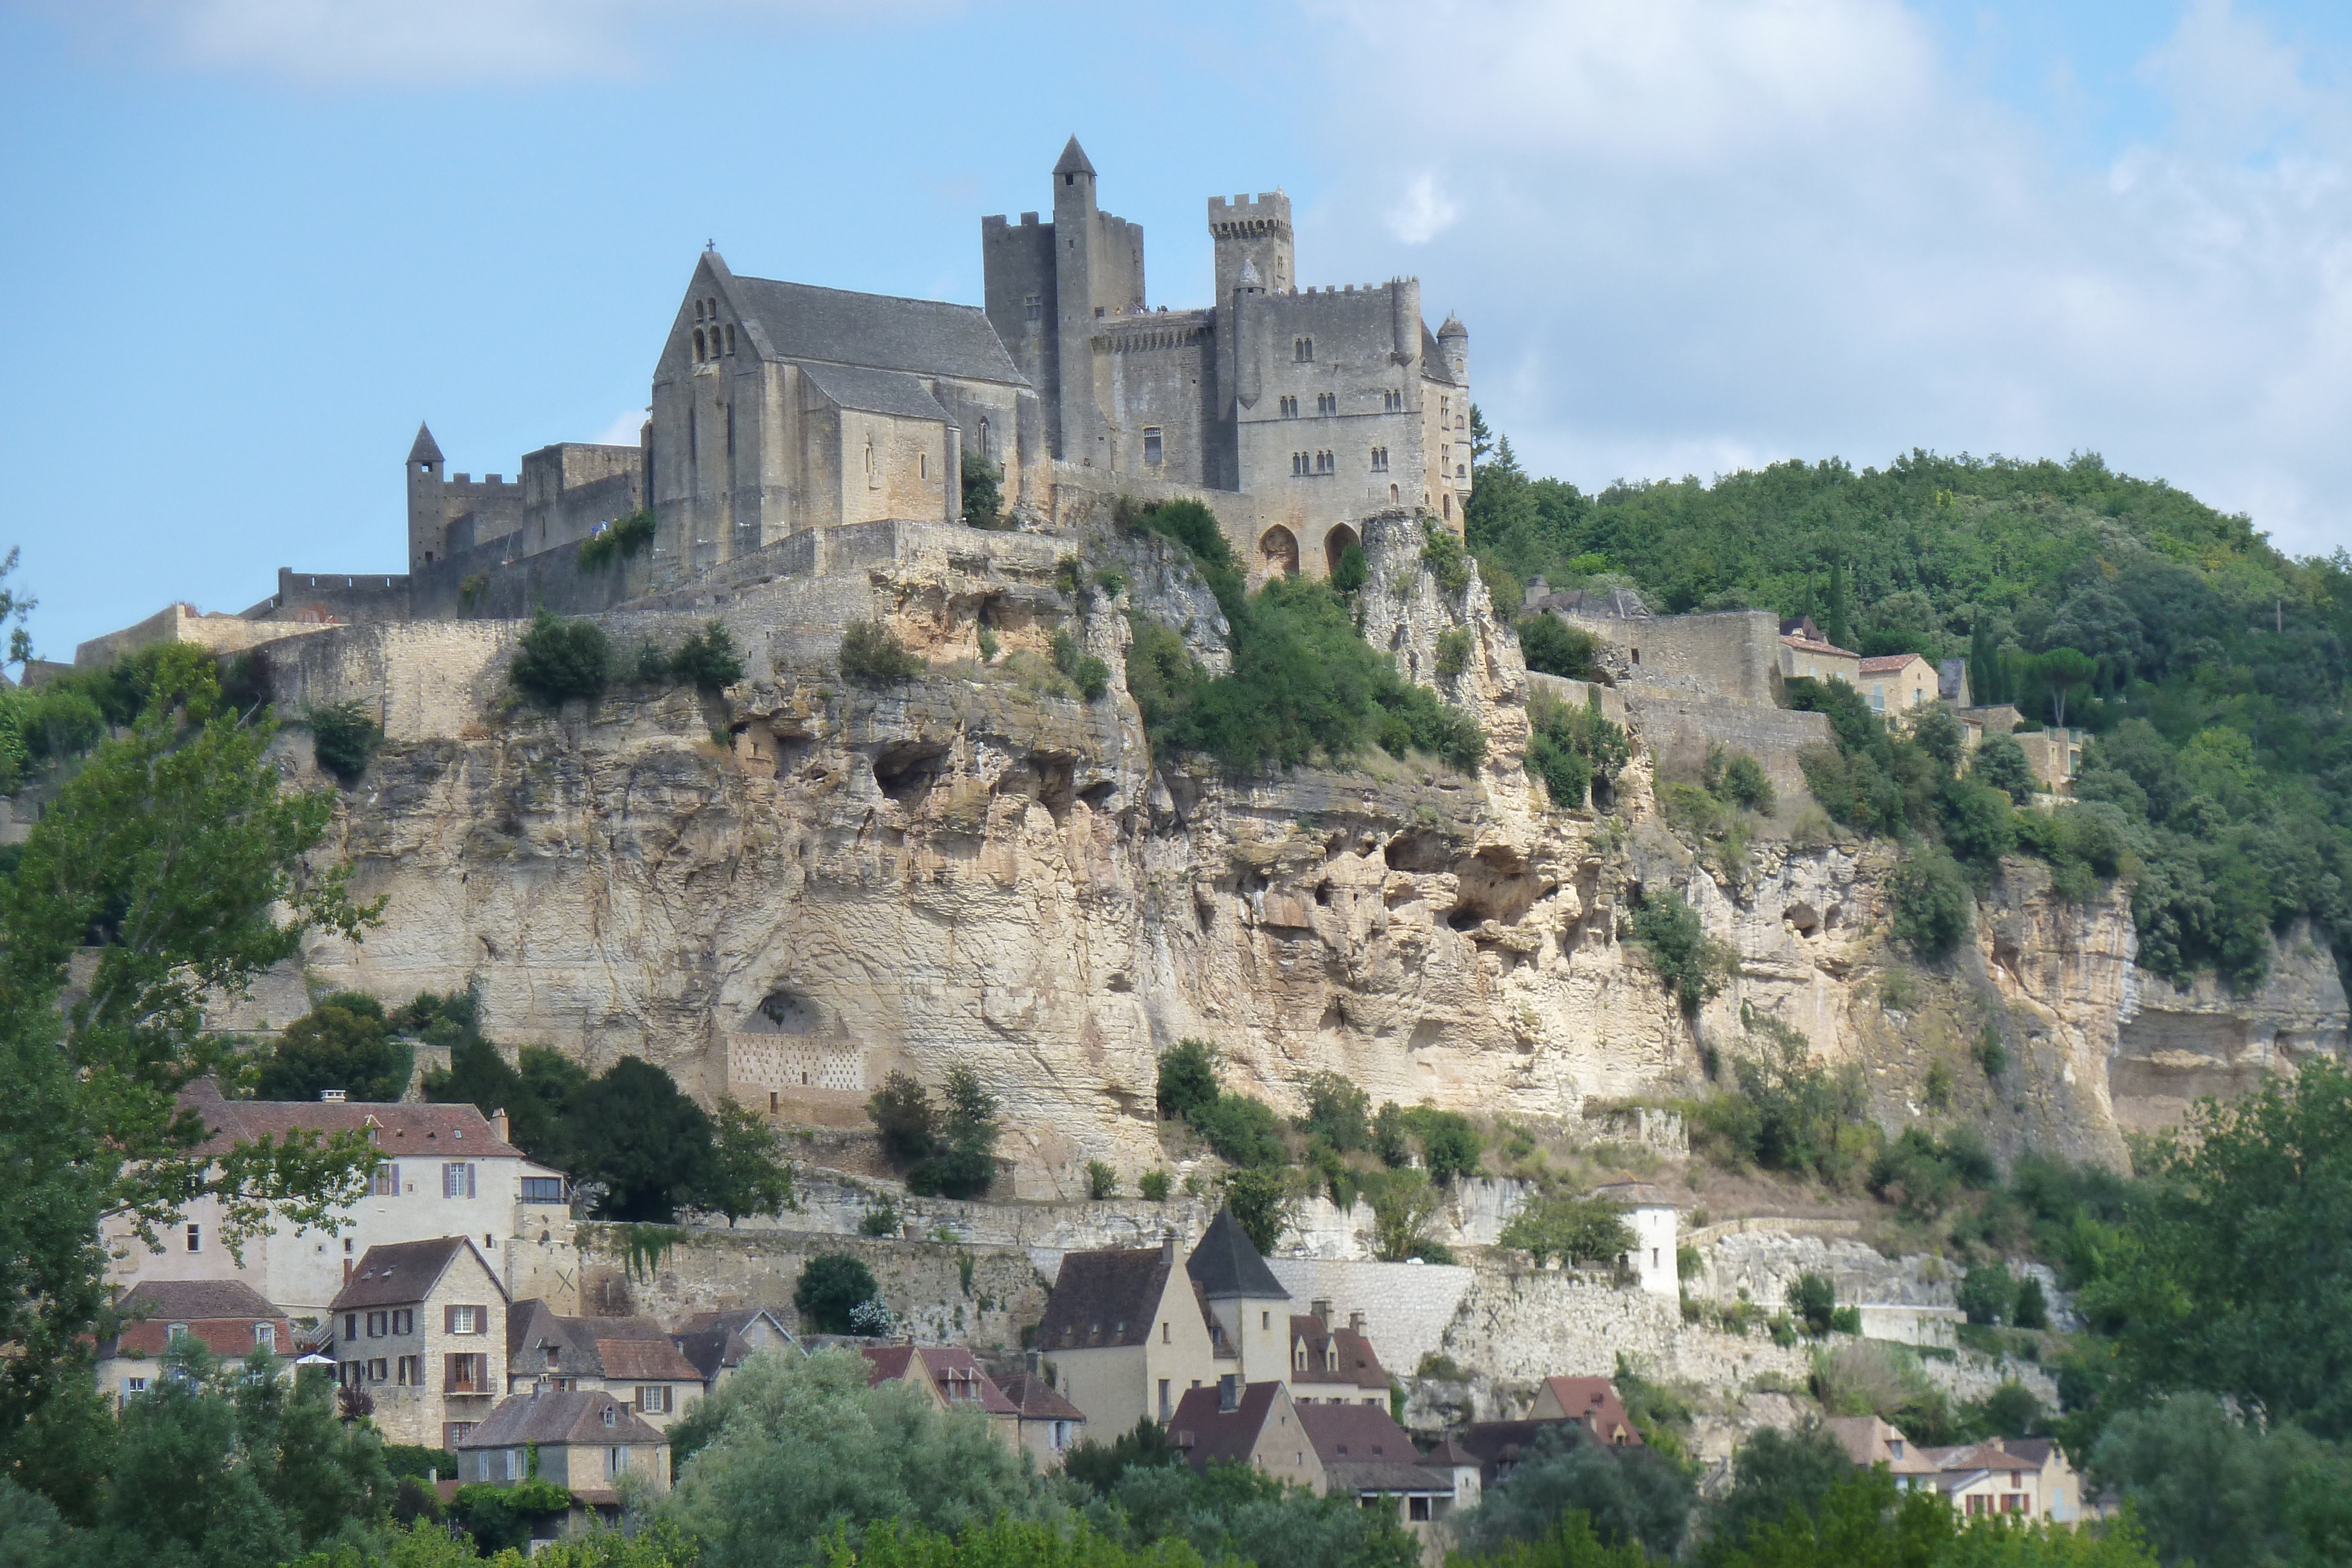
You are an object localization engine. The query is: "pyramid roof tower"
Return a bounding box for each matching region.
[1187,1208,1289,1300]
[407,422,443,464]
[1054,136,1096,178]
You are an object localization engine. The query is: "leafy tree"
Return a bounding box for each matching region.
[1064,1415,1184,1496]
[1702,1423,1855,1554]
[1221,1169,1296,1256]
[672,621,744,691]
[1091,1450,1421,1568]
[305,699,381,784]
[0,650,379,1516]
[2013,1275,2050,1331]
[906,1066,1000,1200]
[1971,734,2038,803]
[794,1256,882,1336]
[1449,1513,1653,1568]
[1787,1273,1836,1338]
[1692,1032,1870,1186]
[667,1348,1050,1567]
[1294,1071,1372,1153]
[959,452,1003,527]
[2087,1395,2352,1568]
[1528,687,1629,810]
[1365,1168,1446,1262]
[1518,615,1599,679]
[1709,750,1776,813]
[1189,1092,1288,1169]
[423,1033,587,1172]
[867,1071,940,1167]
[1156,1040,1220,1124]
[1628,892,1735,1012]
[255,992,410,1104]
[1499,1196,1635,1269]
[2088,1059,2352,1440]
[1957,1264,2016,1327]
[1451,1423,1693,1559]
[1824,557,1851,651]
[566,1056,716,1222]
[1892,851,1973,958]
[699,1099,795,1225]
[839,623,924,684]
[2032,647,2096,729]
[1331,543,1370,594]
[510,610,612,704]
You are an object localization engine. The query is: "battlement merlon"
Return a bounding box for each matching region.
[1207,192,1293,236]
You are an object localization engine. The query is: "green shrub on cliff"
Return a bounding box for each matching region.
[511,610,610,704]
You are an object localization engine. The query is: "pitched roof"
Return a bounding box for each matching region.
[799,362,952,423]
[1168,1382,1287,1472]
[1420,323,1455,385]
[861,1344,1018,1416]
[596,1337,704,1383]
[116,1279,282,1322]
[1939,658,1969,701]
[727,276,1024,386]
[1859,653,1929,674]
[1038,1246,1175,1349]
[998,1373,1087,1424]
[1187,1209,1288,1302]
[1825,1416,1940,1475]
[181,1077,524,1161]
[1589,1179,1675,1209]
[1456,1417,1592,1473]
[1781,633,1860,658]
[409,422,443,464]
[1424,1439,1477,1466]
[330,1236,499,1313]
[1538,1377,1643,1446]
[456,1390,664,1449]
[672,1326,752,1383]
[678,1307,787,1338]
[1054,136,1095,176]
[1297,1402,1421,1469]
[1288,1316,1388,1390]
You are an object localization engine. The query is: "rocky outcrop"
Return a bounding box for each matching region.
[220,512,2341,1195]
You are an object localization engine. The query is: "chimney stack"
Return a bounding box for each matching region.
[1027,1348,1042,1376]
[1348,1310,1366,1335]
[1218,1374,1240,1412]
[320,1089,347,1102]
[490,1107,511,1142]
[1161,1231,1178,1264]
[1311,1298,1332,1329]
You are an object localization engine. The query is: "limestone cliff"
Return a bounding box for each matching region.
[224,512,2340,1192]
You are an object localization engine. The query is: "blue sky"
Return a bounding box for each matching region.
[4,0,2351,653]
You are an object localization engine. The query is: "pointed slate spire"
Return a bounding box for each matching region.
[407,422,443,465]
[1437,313,1467,339]
[1187,1208,1290,1300]
[1053,135,1095,178]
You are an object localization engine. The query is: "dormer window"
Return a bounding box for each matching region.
[603,1406,617,1427]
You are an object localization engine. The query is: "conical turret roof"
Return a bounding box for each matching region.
[407,422,443,464]
[1054,136,1096,177]
[1187,1208,1289,1300]
[1437,313,1468,339]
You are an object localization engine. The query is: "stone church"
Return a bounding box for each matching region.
[400,136,1470,598]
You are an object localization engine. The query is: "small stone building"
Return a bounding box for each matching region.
[456,1388,670,1524]
[96,1279,293,1407]
[504,1299,708,1430]
[330,1235,508,1449]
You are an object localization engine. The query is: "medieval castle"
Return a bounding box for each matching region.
[80,139,1474,653]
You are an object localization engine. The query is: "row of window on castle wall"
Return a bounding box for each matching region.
[693,296,732,362]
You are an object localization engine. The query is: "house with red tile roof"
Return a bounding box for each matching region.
[1168,1379,1324,1492]
[861,1342,1022,1447]
[105,1078,573,1325]
[505,1299,708,1430]
[1528,1376,1643,1446]
[1287,1303,1389,1407]
[1858,652,1939,719]
[96,1279,295,1406]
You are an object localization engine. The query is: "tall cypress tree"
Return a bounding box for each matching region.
[1825,559,1851,650]
[1969,621,1994,706]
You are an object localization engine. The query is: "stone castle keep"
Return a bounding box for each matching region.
[234,137,1473,635]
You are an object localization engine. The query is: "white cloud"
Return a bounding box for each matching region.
[1296,0,2352,555]
[591,408,649,446]
[42,0,948,85]
[1385,173,1460,243]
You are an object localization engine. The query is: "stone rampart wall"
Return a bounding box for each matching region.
[1624,694,1832,796]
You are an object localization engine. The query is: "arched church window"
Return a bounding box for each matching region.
[693,329,706,361]
[978,416,991,459]
[725,325,736,355]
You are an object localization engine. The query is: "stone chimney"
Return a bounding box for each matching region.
[1218,1374,1240,1412]
[319,1089,346,1102]
[490,1107,511,1142]
[1311,1298,1333,1329]
[1161,1231,1178,1264]
[1027,1348,1043,1376]
[1348,1310,1366,1335]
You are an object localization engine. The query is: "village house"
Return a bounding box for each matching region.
[96,1279,295,1407]
[1527,1376,1643,1447]
[1859,652,1940,717]
[1168,1379,1324,1490]
[671,1306,796,1392]
[107,1078,572,1324]
[1035,1232,1222,1430]
[330,1236,507,1449]
[998,1353,1089,1469]
[862,1342,1022,1447]
[1588,1180,1681,1298]
[503,1299,709,1431]
[1298,1401,1467,1535]
[455,1389,669,1536]
[1823,1415,1941,1491]
[1287,1302,1388,1406]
